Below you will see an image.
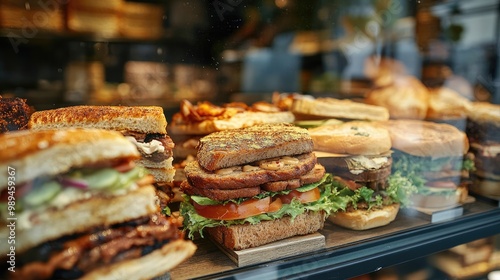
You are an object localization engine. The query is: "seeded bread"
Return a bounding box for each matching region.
[28,105,168,134]
[207,211,326,250]
[196,123,313,171]
[185,152,317,189]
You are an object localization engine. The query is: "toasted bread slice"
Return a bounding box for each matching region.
[207,211,326,250]
[197,123,313,171]
[28,105,167,134]
[185,152,317,189]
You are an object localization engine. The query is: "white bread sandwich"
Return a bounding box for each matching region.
[380,120,474,210]
[290,97,389,122]
[180,123,336,250]
[27,105,176,208]
[0,128,195,280]
[465,102,500,196]
[309,121,416,230]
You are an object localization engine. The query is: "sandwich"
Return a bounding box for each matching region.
[309,121,416,230]
[290,97,390,122]
[425,86,471,130]
[380,120,474,209]
[27,105,175,208]
[169,99,295,202]
[465,102,500,196]
[0,96,33,133]
[169,99,295,160]
[180,123,335,250]
[0,128,196,280]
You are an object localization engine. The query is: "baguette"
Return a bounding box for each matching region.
[197,123,313,171]
[207,211,326,250]
[28,105,167,134]
[291,97,389,121]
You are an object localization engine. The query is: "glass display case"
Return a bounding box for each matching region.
[1,0,500,279]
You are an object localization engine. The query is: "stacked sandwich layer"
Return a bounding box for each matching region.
[309,121,416,230]
[0,128,195,280]
[28,105,176,207]
[180,123,335,250]
[466,102,500,196]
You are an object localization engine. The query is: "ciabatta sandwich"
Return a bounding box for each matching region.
[180,123,335,250]
[28,105,175,207]
[380,120,474,209]
[309,121,416,230]
[0,128,195,280]
[466,102,500,196]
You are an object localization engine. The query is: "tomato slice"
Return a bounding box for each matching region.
[277,187,321,204]
[193,196,274,220]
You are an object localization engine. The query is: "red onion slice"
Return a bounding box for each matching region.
[59,177,89,189]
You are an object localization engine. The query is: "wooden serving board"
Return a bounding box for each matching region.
[210,232,326,267]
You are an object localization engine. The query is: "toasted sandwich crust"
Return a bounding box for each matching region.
[28,105,168,134]
[185,152,317,189]
[207,211,326,250]
[197,123,314,171]
[0,129,139,189]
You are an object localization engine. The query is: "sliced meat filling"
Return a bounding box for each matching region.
[11,214,182,280]
[182,164,326,200]
[122,131,174,163]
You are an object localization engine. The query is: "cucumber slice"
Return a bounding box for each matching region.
[111,167,143,190]
[83,169,120,190]
[294,120,326,128]
[24,181,62,207]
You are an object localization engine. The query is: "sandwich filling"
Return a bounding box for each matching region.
[0,159,151,230]
[5,214,183,280]
[123,132,174,165]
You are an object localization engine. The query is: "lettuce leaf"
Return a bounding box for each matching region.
[180,174,341,239]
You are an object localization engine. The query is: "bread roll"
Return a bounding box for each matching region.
[365,76,429,120]
[426,87,471,120]
[328,204,399,230]
[308,121,391,155]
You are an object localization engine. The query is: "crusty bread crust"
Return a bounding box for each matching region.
[186,152,317,189]
[466,102,500,124]
[197,123,313,171]
[328,203,399,230]
[0,186,158,255]
[28,105,168,134]
[81,239,197,280]
[207,211,326,250]
[136,156,174,169]
[365,76,429,120]
[0,128,139,189]
[170,111,295,135]
[291,98,389,121]
[380,120,469,157]
[309,121,391,155]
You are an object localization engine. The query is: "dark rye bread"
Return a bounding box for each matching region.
[185,152,317,189]
[196,123,313,171]
[181,164,326,200]
[207,211,326,250]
